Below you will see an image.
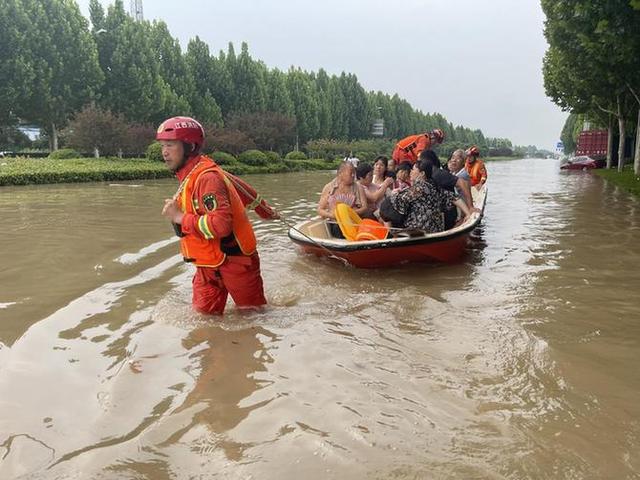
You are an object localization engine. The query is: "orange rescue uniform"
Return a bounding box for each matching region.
[176,154,275,314]
[465,158,488,186]
[392,134,432,164]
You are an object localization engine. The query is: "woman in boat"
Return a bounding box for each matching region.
[318,161,368,237]
[356,163,393,218]
[386,158,397,179]
[372,155,391,186]
[381,159,471,233]
[392,162,412,191]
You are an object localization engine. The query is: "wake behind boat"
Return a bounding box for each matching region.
[288,184,487,268]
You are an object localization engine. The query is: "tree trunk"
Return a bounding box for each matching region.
[617,96,626,173]
[51,122,58,151]
[606,115,614,169]
[634,107,640,176]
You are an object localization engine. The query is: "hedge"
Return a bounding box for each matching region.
[264,151,281,163]
[0,157,171,186]
[146,142,163,161]
[49,148,80,160]
[0,155,341,186]
[238,149,269,166]
[210,151,237,165]
[285,151,307,160]
[284,158,341,171]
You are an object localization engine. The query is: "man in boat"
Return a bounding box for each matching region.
[391,128,445,165]
[464,145,488,187]
[448,149,471,181]
[158,116,278,315]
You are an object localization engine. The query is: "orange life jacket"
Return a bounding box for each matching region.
[396,134,425,152]
[465,158,487,186]
[179,157,257,267]
[393,134,431,163]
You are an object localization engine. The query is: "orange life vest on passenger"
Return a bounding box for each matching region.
[465,158,487,186]
[179,157,257,267]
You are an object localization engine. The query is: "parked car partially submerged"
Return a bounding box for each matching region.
[560,156,605,170]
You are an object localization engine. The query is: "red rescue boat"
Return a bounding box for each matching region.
[288,185,487,268]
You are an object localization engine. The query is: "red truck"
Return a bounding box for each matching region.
[575,130,608,159]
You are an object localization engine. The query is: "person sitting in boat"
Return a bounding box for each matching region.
[318,161,368,237]
[464,145,488,188]
[372,155,392,185]
[391,128,445,165]
[447,149,473,205]
[393,162,412,191]
[379,159,471,233]
[386,158,397,179]
[356,163,393,218]
[448,149,471,182]
[418,150,475,229]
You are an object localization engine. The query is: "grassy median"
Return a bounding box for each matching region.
[594,165,640,197]
[0,157,339,186]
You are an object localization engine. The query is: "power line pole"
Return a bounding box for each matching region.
[130,0,143,21]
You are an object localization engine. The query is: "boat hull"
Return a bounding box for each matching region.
[288,185,487,268]
[292,230,471,268]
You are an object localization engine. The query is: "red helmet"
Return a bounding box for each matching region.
[430,128,445,144]
[156,116,205,154]
[466,145,480,157]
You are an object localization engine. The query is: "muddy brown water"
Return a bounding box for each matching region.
[0,159,639,479]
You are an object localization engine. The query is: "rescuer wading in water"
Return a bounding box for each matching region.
[158,116,278,315]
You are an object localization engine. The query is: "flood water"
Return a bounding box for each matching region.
[0,158,639,479]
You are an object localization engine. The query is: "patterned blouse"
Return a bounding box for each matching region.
[390,178,457,233]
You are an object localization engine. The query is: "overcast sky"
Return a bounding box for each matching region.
[76,0,567,150]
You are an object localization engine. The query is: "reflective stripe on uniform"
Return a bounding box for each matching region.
[197,215,215,239]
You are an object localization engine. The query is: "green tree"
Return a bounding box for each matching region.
[286,68,320,145]
[326,75,348,139]
[315,70,333,139]
[184,37,224,126]
[95,1,168,124]
[265,69,294,117]
[0,0,34,125]
[230,43,267,114]
[11,0,103,150]
[339,73,370,139]
[149,20,195,119]
[560,113,579,154]
[542,0,640,172]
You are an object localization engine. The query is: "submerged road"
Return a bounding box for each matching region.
[0,158,638,479]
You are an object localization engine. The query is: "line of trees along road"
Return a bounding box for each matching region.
[0,0,501,156]
[542,0,640,174]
